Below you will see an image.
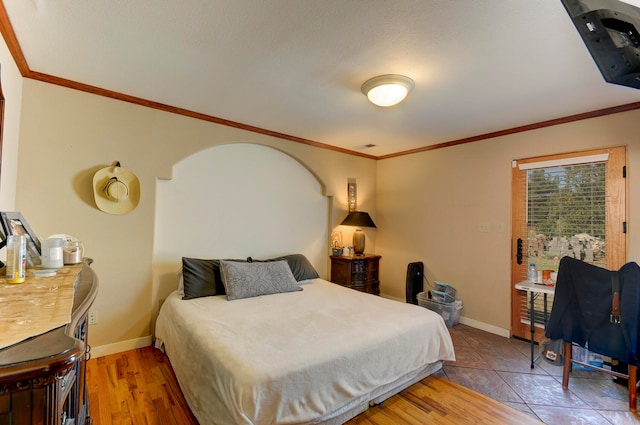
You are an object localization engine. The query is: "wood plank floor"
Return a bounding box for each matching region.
[86,346,543,425]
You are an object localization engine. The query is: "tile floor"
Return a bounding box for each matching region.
[438,324,640,425]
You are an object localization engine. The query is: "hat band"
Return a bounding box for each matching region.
[104,177,129,202]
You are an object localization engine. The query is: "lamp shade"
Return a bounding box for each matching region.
[340,211,377,228]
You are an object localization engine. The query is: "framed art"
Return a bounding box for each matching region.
[0,212,41,267]
[348,181,357,212]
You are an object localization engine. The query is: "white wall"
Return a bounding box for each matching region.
[152,143,329,319]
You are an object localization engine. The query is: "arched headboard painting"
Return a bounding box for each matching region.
[153,143,329,304]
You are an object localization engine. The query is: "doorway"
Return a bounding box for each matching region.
[510,146,626,341]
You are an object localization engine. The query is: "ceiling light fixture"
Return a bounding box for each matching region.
[361,74,414,107]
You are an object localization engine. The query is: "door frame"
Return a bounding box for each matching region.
[510,146,627,341]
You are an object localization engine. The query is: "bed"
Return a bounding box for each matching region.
[154,255,455,425]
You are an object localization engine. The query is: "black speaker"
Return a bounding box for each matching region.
[406,262,424,304]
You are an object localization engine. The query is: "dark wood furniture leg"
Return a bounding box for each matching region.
[562,340,637,412]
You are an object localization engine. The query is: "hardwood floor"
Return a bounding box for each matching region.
[86,346,198,425]
[86,346,543,425]
[345,377,543,425]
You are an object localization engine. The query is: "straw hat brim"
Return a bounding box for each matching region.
[93,166,140,214]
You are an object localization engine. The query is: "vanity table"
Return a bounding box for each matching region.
[0,261,97,425]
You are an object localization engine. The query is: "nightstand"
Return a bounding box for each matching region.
[330,254,381,295]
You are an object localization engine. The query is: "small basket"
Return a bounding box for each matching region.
[434,281,456,299]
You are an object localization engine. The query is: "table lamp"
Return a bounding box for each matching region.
[340,211,377,255]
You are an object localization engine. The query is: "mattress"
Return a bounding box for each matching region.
[155,279,455,425]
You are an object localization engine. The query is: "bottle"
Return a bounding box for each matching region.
[6,234,27,284]
[528,263,537,283]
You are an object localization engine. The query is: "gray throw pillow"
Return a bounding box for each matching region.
[220,260,302,301]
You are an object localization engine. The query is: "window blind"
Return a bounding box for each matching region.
[515,160,608,327]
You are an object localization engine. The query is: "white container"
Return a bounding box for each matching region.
[6,235,27,283]
[41,237,64,269]
[417,292,463,327]
[63,240,84,264]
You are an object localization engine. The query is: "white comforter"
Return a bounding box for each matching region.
[155,279,455,425]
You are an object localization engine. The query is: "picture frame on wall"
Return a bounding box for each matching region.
[0,212,41,267]
[348,181,357,212]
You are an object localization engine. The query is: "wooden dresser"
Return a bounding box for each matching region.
[0,261,97,425]
[330,254,381,295]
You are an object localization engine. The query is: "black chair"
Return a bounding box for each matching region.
[546,256,640,412]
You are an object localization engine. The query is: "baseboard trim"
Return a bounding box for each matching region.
[90,336,153,358]
[381,293,511,338]
[458,316,510,338]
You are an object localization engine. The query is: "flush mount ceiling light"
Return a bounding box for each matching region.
[361,74,415,107]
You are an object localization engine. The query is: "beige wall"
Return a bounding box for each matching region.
[15,79,377,349]
[0,36,24,209]
[377,111,640,332]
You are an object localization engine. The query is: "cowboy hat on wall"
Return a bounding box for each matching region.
[93,162,140,215]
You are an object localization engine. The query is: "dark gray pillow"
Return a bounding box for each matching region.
[220,260,302,300]
[181,257,248,300]
[181,258,225,300]
[264,254,319,282]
